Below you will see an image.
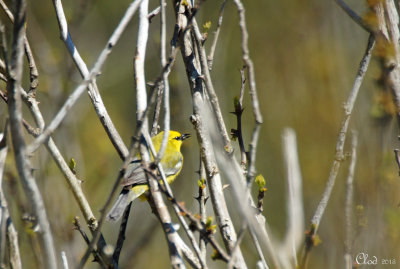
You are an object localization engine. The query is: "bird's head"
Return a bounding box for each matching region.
[168,131,190,151]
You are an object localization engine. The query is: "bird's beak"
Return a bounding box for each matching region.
[181,133,191,140]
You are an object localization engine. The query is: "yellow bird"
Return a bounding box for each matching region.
[106,131,190,221]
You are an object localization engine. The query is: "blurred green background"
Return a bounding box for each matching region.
[1,0,400,268]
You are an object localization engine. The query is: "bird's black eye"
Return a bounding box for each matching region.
[174,136,181,140]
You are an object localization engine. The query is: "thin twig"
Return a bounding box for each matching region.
[147,3,166,22]
[231,67,247,170]
[0,122,22,269]
[192,20,233,153]
[26,0,144,154]
[227,223,246,269]
[207,0,227,70]
[73,217,107,267]
[232,0,262,124]
[344,131,358,269]
[112,203,132,264]
[0,0,39,93]
[300,35,375,268]
[334,0,373,33]
[155,0,170,164]
[150,84,164,136]
[197,161,208,262]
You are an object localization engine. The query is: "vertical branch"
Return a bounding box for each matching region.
[112,203,132,264]
[197,161,208,261]
[135,1,198,268]
[150,0,168,137]
[6,0,57,268]
[300,35,374,268]
[232,68,247,170]
[344,131,358,269]
[175,1,247,267]
[281,128,304,268]
[192,21,233,153]
[232,0,263,124]
[207,0,226,70]
[231,0,263,198]
[135,0,149,124]
[0,124,22,269]
[151,85,164,136]
[146,167,187,268]
[156,0,170,162]
[144,135,206,268]
[61,251,69,269]
[0,0,39,92]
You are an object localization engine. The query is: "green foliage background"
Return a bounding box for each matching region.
[1,0,400,268]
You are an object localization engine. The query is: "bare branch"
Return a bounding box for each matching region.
[73,217,108,268]
[26,0,144,154]
[197,162,208,262]
[231,67,247,170]
[0,122,22,269]
[51,0,129,160]
[145,134,207,268]
[300,35,375,268]
[6,0,57,267]
[155,0,170,164]
[156,182,230,263]
[175,2,246,266]
[112,203,132,264]
[192,20,233,153]
[344,131,358,269]
[334,0,372,33]
[232,0,263,124]
[207,0,227,70]
[281,128,304,268]
[0,0,39,92]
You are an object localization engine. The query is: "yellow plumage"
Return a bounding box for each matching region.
[106,131,190,222]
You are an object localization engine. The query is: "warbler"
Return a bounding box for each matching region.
[106,131,190,221]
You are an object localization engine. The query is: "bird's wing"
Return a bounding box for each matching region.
[162,153,183,177]
[106,186,147,222]
[121,159,148,187]
[121,153,183,187]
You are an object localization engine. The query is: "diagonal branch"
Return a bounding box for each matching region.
[300,35,375,269]
[26,0,144,154]
[52,0,129,160]
[334,0,373,33]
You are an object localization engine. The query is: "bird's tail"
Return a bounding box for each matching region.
[106,187,146,222]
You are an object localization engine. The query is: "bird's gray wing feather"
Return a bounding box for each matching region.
[121,153,183,187]
[121,159,147,187]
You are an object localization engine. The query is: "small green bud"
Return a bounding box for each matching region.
[255,174,266,191]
